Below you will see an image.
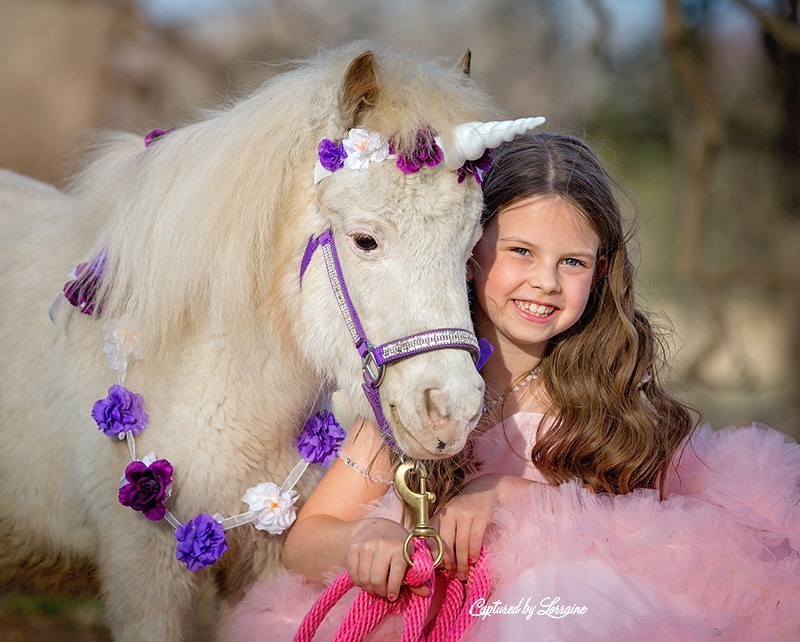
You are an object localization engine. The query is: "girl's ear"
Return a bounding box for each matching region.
[466,258,475,281]
[595,256,607,278]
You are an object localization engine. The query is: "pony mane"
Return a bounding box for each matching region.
[66,42,500,354]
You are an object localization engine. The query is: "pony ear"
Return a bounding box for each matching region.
[458,50,471,77]
[338,51,380,129]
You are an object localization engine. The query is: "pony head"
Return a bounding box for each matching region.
[82,44,543,460]
[295,47,544,457]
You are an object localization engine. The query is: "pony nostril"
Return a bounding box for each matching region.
[425,388,450,427]
[437,440,446,451]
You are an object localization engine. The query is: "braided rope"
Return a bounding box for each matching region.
[398,540,435,642]
[294,542,491,642]
[436,549,492,641]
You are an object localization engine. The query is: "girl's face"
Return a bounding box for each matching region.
[471,195,600,359]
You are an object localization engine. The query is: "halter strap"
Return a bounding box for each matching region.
[300,228,489,449]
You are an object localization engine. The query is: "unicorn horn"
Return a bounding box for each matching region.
[444,117,546,169]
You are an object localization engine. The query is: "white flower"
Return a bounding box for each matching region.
[103,315,143,374]
[342,129,389,173]
[242,482,298,535]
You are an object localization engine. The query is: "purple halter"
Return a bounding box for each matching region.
[300,228,492,449]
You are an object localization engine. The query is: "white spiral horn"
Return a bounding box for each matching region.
[444,117,546,169]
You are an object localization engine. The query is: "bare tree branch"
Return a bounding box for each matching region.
[733,0,800,53]
[584,0,614,69]
[661,0,726,278]
[661,0,799,395]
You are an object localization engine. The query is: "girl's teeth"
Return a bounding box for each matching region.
[516,301,554,316]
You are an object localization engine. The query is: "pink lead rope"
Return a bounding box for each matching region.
[294,541,492,642]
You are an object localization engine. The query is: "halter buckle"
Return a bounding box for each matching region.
[362,345,385,387]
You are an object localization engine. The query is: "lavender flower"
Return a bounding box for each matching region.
[144,128,175,147]
[457,148,493,185]
[318,139,346,173]
[396,130,443,174]
[92,384,148,439]
[118,457,173,521]
[296,410,346,466]
[175,513,228,572]
[63,250,106,316]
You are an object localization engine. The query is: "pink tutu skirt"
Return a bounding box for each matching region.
[229,424,800,641]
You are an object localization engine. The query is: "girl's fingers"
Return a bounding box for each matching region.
[358,550,379,595]
[346,549,361,587]
[454,517,473,581]
[435,516,457,575]
[386,552,407,600]
[353,552,372,591]
[469,518,487,567]
[409,583,430,597]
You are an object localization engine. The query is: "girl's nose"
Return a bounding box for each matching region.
[528,262,560,293]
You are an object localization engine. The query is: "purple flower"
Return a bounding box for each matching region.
[457,148,493,185]
[63,250,106,316]
[118,458,173,521]
[144,128,175,147]
[297,410,346,466]
[91,384,148,439]
[318,139,346,173]
[396,130,443,174]
[175,513,228,572]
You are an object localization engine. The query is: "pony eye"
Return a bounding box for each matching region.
[351,234,379,252]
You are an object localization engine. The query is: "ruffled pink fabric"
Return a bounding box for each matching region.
[229,421,800,641]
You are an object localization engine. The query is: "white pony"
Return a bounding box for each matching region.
[0,44,544,640]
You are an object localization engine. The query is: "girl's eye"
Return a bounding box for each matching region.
[563,258,585,267]
[511,247,530,256]
[352,234,379,252]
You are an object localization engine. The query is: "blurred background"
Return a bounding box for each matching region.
[0,0,798,638]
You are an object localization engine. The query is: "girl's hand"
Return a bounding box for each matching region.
[432,474,531,581]
[346,517,429,600]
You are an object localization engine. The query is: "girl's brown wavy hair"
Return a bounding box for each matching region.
[478,132,697,495]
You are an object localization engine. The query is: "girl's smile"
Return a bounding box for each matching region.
[471,194,600,359]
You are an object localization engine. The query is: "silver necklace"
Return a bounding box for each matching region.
[482,366,540,414]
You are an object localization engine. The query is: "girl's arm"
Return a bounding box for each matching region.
[432,473,537,581]
[283,419,421,599]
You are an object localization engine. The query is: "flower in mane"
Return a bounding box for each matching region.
[92,384,148,439]
[316,128,448,183]
[457,148,493,185]
[318,139,347,173]
[396,129,444,174]
[175,513,228,572]
[143,128,175,147]
[341,129,390,172]
[63,250,106,316]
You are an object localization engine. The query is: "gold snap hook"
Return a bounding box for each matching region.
[393,460,445,568]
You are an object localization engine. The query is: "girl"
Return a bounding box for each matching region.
[231,134,799,641]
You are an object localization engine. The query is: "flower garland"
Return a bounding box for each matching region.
[314,127,491,184]
[56,123,484,572]
[63,266,345,572]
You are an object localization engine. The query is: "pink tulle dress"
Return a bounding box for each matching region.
[229,414,800,641]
